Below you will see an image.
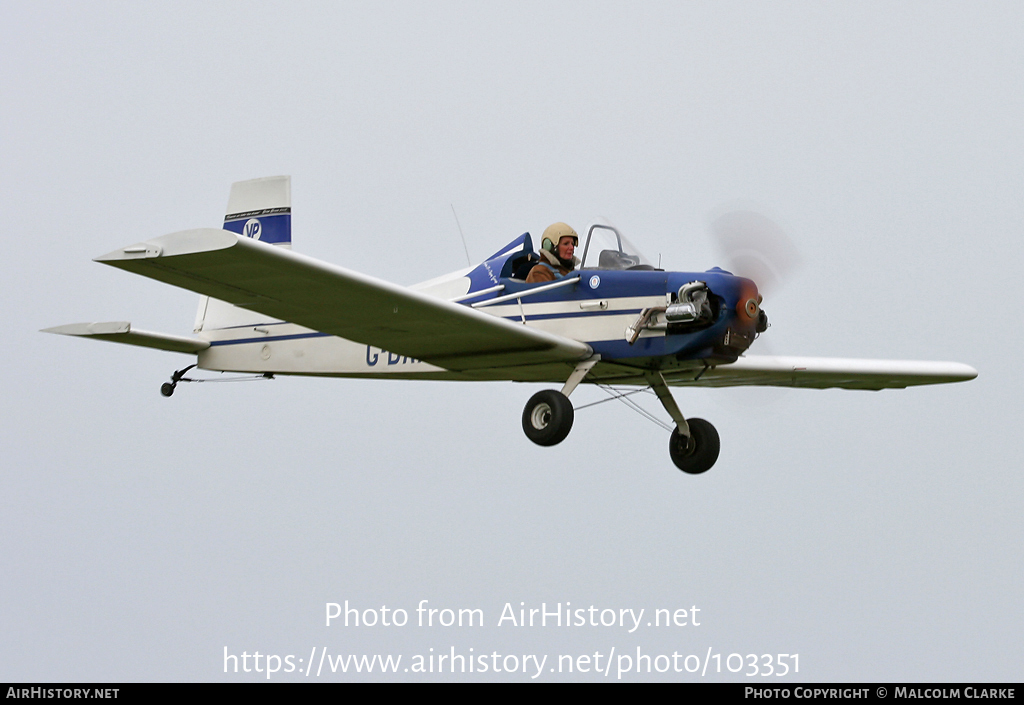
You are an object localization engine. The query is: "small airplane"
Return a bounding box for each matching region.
[45,176,977,475]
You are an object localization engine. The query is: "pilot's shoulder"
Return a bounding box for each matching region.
[525,263,555,283]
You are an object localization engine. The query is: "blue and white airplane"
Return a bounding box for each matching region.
[45,176,977,474]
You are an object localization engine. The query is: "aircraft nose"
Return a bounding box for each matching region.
[735,278,767,333]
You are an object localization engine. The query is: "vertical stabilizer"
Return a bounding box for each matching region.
[195,176,291,332]
[222,175,292,247]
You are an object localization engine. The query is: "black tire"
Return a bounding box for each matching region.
[160,382,175,397]
[522,390,574,446]
[669,418,720,474]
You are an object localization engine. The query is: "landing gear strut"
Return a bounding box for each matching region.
[160,364,196,397]
[645,371,720,474]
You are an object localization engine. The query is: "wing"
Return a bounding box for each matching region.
[663,355,978,390]
[42,321,210,354]
[94,229,592,370]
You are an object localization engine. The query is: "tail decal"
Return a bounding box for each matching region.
[222,175,291,247]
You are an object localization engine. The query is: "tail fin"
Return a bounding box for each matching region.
[222,175,292,247]
[194,176,291,332]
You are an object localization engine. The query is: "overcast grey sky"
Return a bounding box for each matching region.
[2,1,1021,682]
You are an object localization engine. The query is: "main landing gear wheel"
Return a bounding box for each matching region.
[160,382,175,397]
[669,418,720,474]
[522,390,574,446]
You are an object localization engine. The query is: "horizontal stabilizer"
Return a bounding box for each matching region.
[42,322,210,355]
[94,229,592,370]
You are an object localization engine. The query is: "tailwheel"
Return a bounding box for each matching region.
[159,364,196,398]
[669,418,720,474]
[522,390,574,446]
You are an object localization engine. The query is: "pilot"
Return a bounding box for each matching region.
[526,222,580,283]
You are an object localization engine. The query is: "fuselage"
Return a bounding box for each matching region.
[194,260,762,382]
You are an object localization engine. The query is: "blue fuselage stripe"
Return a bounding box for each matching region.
[208,332,331,346]
[501,308,642,322]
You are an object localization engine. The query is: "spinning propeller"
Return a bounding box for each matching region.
[708,207,802,298]
[708,207,802,409]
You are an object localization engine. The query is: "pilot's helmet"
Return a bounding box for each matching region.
[541,222,579,252]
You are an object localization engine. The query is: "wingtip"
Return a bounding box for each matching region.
[41,322,132,336]
[94,228,239,263]
[93,244,161,263]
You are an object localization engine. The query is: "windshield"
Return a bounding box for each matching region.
[580,222,653,270]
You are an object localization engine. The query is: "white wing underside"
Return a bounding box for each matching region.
[651,355,974,390]
[93,229,592,371]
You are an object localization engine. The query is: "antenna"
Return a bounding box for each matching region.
[450,204,471,266]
